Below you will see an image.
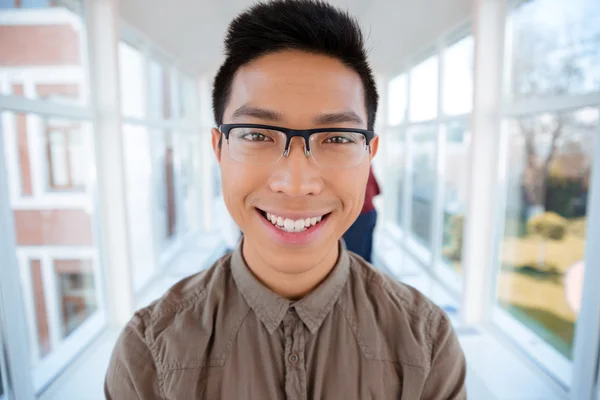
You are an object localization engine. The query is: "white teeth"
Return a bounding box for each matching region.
[294,219,305,230]
[283,219,294,231]
[264,211,326,233]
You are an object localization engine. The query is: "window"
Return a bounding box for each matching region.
[54,259,97,338]
[409,125,437,247]
[389,129,406,228]
[148,60,172,120]
[123,124,156,292]
[0,361,4,398]
[0,1,88,105]
[409,56,439,122]
[119,42,147,119]
[45,120,89,192]
[443,36,474,115]
[440,121,470,275]
[497,108,598,361]
[153,130,179,248]
[388,74,407,125]
[175,132,199,235]
[0,0,51,8]
[508,0,600,99]
[1,111,103,391]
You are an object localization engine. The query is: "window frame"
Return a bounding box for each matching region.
[488,0,600,390]
[383,24,473,297]
[119,23,203,285]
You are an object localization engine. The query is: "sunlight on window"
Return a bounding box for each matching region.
[387,74,407,125]
[443,36,474,115]
[119,42,146,118]
[409,56,439,122]
[510,0,600,98]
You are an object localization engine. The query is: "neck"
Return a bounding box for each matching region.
[241,240,340,300]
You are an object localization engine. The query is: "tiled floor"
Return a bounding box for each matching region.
[40,232,568,400]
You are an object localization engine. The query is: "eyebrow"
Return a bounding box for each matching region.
[313,111,364,126]
[231,106,365,126]
[231,106,283,122]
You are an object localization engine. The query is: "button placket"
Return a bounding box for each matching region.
[283,308,308,399]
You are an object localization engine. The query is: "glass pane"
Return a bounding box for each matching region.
[181,75,197,121]
[410,125,437,246]
[176,132,198,235]
[148,60,164,120]
[155,131,178,247]
[0,358,4,398]
[497,107,599,359]
[45,118,88,192]
[55,259,97,338]
[441,122,470,275]
[123,124,156,291]
[388,74,407,125]
[1,110,101,387]
[509,0,600,99]
[409,56,439,122]
[0,1,88,105]
[443,36,474,115]
[148,61,172,120]
[119,42,146,119]
[387,129,406,227]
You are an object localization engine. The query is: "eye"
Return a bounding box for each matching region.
[240,132,273,142]
[323,134,356,144]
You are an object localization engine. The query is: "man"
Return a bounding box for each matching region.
[343,166,381,263]
[105,1,467,399]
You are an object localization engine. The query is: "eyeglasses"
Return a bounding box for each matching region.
[219,123,375,168]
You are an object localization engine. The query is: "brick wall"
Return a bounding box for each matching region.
[0,25,80,66]
[14,209,94,246]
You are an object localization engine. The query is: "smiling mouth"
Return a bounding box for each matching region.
[257,209,330,233]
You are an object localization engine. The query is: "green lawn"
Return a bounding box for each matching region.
[498,218,586,359]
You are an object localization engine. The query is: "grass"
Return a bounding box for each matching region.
[498,217,587,359]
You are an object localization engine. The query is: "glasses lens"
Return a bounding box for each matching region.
[309,131,368,168]
[227,127,286,165]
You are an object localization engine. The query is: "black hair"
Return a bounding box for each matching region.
[212,0,378,139]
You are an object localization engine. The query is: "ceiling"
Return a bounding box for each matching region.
[119,0,473,76]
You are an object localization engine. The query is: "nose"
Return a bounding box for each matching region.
[269,137,322,197]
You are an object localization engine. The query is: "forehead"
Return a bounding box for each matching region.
[224,50,367,126]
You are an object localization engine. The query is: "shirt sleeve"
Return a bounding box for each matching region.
[421,309,467,400]
[104,312,161,400]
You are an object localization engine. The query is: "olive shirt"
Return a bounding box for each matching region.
[105,243,467,399]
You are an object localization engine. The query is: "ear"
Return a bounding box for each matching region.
[211,128,222,163]
[369,135,379,160]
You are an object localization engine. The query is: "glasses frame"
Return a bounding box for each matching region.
[219,123,376,160]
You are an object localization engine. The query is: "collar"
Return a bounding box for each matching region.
[230,241,350,335]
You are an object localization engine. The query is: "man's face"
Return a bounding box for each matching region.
[212,50,378,273]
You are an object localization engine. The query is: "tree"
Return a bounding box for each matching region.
[510,0,600,219]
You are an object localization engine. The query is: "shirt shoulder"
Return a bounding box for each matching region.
[129,253,250,368]
[343,253,453,369]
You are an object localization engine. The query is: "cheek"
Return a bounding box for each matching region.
[220,161,265,209]
[327,169,369,212]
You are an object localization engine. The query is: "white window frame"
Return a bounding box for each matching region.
[382,0,600,396]
[490,0,600,386]
[0,1,107,396]
[382,23,473,298]
[119,22,204,285]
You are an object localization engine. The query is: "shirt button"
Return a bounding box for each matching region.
[289,306,296,313]
[289,353,299,363]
